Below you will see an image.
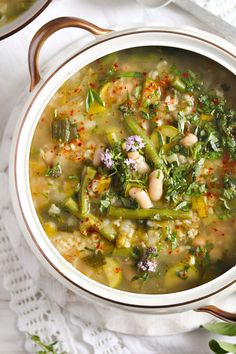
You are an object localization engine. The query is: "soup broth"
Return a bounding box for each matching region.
[30,47,236,294]
[0,0,35,27]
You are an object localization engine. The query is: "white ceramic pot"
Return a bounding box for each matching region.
[0,0,52,40]
[9,17,236,325]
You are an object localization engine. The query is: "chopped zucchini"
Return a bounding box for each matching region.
[52,118,78,143]
[164,262,200,292]
[83,252,105,267]
[103,257,122,288]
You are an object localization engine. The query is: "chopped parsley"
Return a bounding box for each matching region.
[45,162,62,178]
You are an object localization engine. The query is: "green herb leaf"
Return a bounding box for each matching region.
[85,89,94,112]
[92,88,105,106]
[45,163,62,178]
[140,110,152,120]
[177,112,186,134]
[204,322,236,336]
[86,88,105,112]
[28,333,67,354]
[119,100,135,117]
[170,64,181,76]
[209,339,236,354]
[165,227,178,250]
[99,193,111,213]
[132,271,149,281]
[193,157,205,178]
[175,201,188,210]
[115,71,143,79]
[209,340,228,354]
[217,341,236,353]
[68,175,78,180]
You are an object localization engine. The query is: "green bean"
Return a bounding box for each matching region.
[115,72,143,79]
[78,166,96,216]
[108,206,192,220]
[124,116,162,167]
[65,168,116,242]
[64,197,81,218]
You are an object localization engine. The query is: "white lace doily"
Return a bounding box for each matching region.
[0,102,130,353]
[194,0,236,26]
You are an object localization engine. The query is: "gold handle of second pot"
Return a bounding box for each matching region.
[196,305,236,323]
[28,17,111,91]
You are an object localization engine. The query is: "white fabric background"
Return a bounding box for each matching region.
[0,0,236,353]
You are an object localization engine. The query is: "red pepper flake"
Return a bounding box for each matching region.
[96,242,103,250]
[182,72,189,78]
[115,267,121,273]
[89,82,96,89]
[74,87,81,93]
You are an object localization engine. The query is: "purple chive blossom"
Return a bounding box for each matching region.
[124,158,137,171]
[137,247,158,273]
[100,149,114,169]
[125,135,145,152]
[146,247,157,256]
[137,259,157,273]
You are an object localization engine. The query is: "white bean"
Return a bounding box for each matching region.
[128,151,140,160]
[136,155,150,174]
[93,143,105,167]
[148,169,164,202]
[129,187,153,209]
[180,133,198,148]
[41,148,56,165]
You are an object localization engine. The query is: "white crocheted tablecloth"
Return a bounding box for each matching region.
[0,0,236,353]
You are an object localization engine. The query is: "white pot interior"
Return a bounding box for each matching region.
[10,27,236,310]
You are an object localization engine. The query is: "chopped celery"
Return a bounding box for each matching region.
[78,166,96,216]
[64,197,80,218]
[172,77,186,92]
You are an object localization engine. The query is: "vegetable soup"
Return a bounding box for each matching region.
[30,47,236,294]
[0,0,35,27]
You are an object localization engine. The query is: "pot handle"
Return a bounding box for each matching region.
[196,305,236,323]
[28,17,111,91]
